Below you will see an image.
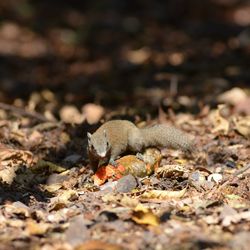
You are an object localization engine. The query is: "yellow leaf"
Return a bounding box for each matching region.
[56,190,78,203]
[132,205,159,226]
[43,183,63,193]
[225,194,249,209]
[175,159,187,164]
[26,219,50,235]
[75,240,124,250]
[134,203,149,213]
[120,195,139,208]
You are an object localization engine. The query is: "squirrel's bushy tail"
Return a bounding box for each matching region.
[140,124,194,152]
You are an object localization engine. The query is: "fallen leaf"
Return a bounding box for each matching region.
[132,204,159,226]
[34,160,67,173]
[210,105,230,135]
[60,105,84,124]
[75,240,124,250]
[156,164,187,178]
[3,203,30,218]
[225,194,249,209]
[82,103,104,124]
[233,116,250,138]
[120,195,139,208]
[218,87,248,105]
[43,183,63,192]
[140,188,186,200]
[0,146,37,184]
[26,219,50,235]
[234,97,250,115]
[125,47,151,64]
[59,189,78,202]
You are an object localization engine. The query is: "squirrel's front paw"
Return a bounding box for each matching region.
[136,152,144,161]
[109,158,118,167]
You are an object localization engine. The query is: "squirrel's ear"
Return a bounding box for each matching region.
[87,132,92,141]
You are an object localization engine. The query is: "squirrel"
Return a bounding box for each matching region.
[87,120,194,169]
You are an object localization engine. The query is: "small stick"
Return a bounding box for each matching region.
[0,102,49,122]
[232,164,250,177]
[206,164,250,198]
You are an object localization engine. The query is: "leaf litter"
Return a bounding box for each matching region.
[0,94,250,249]
[1,95,249,249]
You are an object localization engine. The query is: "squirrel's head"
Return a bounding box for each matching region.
[87,130,111,158]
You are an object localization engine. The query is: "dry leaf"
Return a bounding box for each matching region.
[75,240,124,250]
[0,147,37,184]
[4,203,30,218]
[211,105,230,135]
[126,47,151,64]
[82,103,104,124]
[225,194,250,209]
[28,130,43,147]
[218,87,248,105]
[34,160,67,173]
[56,190,78,203]
[141,188,187,200]
[59,105,84,124]
[120,195,139,208]
[43,183,63,193]
[156,164,187,178]
[233,116,250,138]
[26,219,50,235]
[132,204,159,226]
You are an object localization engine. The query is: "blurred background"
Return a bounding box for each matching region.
[0,0,250,120]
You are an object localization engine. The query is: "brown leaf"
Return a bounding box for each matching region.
[156,164,188,178]
[0,146,37,184]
